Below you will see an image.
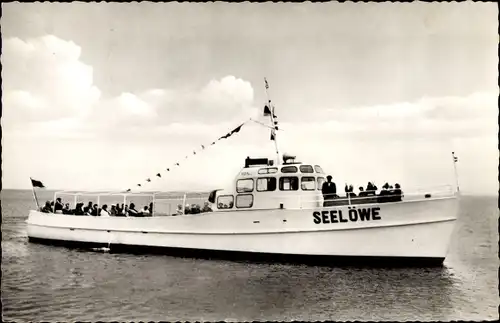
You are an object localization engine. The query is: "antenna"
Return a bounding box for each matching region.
[264,77,281,165]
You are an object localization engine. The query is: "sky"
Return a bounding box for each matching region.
[1,2,498,195]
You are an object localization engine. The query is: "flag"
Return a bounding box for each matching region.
[230,124,243,135]
[156,173,161,178]
[30,178,45,188]
[270,129,276,141]
[454,156,458,162]
[263,105,271,116]
[146,178,151,182]
[265,78,269,89]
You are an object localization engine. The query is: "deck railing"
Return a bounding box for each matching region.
[44,185,455,215]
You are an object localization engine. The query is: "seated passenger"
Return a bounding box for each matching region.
[190,204,201,214]
[41,201,52,213]
[54,198,64,214]
[110,205,117,216]
[74,203,85,215]
[91,204,99,216]
[123,205,129,216]
[176,204,183,215]
[149,202,154,215]
[50,201,55,213]
[84,202,93,215]
[184,204,192,215]
[100,204,110,217]
[378,183,390,203]
[62,203,71,214]
[201,202,212,213]
[128,203,139,216]
[142,206,150,216]
[393,183,403,202]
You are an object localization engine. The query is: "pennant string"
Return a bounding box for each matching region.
[128,119,251,190]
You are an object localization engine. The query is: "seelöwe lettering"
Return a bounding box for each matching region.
[313,207,381,224]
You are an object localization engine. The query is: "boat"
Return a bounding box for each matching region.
[26,79,460,266]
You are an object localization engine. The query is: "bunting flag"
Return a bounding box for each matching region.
[193,151,196,155]
[166,168,170,171]
[175,163,179,166]
[211,142,215,145]
[201,145,205,149]
[146,178,151,182]
[265,78,269,89]
[156,173,161,178]
[137,184,142,187]
[454,156,458,162]
[263,105,271,117]
[270,129,276,141]
[126,189,131,192]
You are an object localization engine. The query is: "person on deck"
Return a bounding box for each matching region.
[202,202,212,213]
[176,204,183,215]
[123,205,129,216]
[128,203,139,216]
[41,201,52,213]
[149,202,154,216]
[100,204,110,217]
[322,175,337,206]
[62,203,71,214]
[110,205,117,216]
[74,203,85,215]
[142,205,150,216]
[393,183,403,202]
[84,202,93,215]
[91,204,99,216]
[54,198,64,213]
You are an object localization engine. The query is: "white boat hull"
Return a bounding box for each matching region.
[26,196,458,264]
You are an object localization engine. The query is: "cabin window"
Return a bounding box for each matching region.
[299,165,314,173]
[317,177,325,191]
[217,195,234,209]
[314,165,324,173]
[301,177,316,191]
[236,179,254,193]
[279,177,299,191]
[236,194,254,208]
[257,177,277,192]
[258,167,278,175]
[281,166,298,173]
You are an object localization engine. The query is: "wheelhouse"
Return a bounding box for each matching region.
[212,155,326,211]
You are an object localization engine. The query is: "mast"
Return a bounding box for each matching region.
[452,151,460,195]
[264,77,281,165]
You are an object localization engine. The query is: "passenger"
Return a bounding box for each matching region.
[201,202,212,213]
[142,206,150,216]
[110,205,117,216]
[128,203,139,216]
[62,203,71,214]
[84,202,93,215]
[90,204,98,216]
[176,204,183,215]
[50,201,55,213]
[123,205,129,216]
[74,203,85,216]
[149,202,154,215]
[41,201,52,213]
[191,204,201,214]
[184,204,192,215]
[393,183,403,202]
[54,198,64,213]
[322,175,337,206]
[358,187,368,197]
[99,204,110,217]
[378,183,390,203]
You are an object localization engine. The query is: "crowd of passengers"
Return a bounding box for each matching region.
[321,176,403,206]
[40,198,213,216]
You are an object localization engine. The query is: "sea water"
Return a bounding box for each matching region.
[1,190,498,321]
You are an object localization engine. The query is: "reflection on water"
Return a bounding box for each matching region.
[1,190,498,321]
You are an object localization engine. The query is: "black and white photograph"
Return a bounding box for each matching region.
[1,2,498,322]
